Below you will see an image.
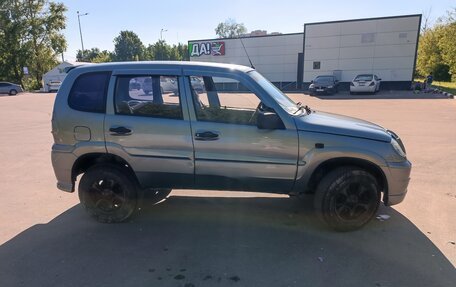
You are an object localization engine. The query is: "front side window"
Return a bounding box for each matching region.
[68,72,111,113]
[248,71,299,115]
[115,75,182,119]
[189,76,260,125]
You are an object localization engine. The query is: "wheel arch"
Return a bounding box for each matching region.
[307,157,388,203]
[72,153,138,185]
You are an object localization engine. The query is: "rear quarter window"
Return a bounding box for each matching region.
[68,72,111,113]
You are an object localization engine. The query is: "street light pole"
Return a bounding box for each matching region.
[77,11,88,60]
[160,28,167,41]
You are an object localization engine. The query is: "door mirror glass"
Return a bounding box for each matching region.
[257,111,285,130]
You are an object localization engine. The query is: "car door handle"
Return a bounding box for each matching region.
[195,131,219,141]
[109,126,132,136]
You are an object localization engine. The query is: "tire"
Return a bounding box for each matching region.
[9,89,17,96]
[78,164,138,223]
[313,167,380,231]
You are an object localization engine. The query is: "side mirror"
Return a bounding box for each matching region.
[378,78,382,81]
[310,80,314,83]
[257,111,285,130]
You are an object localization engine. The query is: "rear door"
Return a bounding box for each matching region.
[104,68,194,188]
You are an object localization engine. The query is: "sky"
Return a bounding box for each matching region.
[61,0,455,61]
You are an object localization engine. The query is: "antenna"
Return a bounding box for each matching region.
[238,34,255,69]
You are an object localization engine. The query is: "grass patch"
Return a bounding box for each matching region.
[414,78,456,94]
[433,81,456,94]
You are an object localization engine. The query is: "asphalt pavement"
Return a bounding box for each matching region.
[0,91,454,287]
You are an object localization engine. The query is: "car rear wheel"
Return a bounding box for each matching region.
[78,164,138,223]
[314,167,380,231]
[9,89,17,96]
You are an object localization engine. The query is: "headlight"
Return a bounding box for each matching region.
[309,84,314,88]
[391,138,406,158]
[328,85,333,88]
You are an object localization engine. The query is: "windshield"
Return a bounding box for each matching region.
[314,76,334,84]
[248,70,300,115]
[354,74,373,81]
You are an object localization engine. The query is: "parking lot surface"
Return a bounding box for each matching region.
[0,92,455,287]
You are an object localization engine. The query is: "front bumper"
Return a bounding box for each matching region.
[384,160,412,205]
[309,87,336,94]
[350,85,376,93]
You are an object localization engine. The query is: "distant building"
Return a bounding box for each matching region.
[189,14,421,91]
[42,61,88,92]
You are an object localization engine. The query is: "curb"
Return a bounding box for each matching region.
[434,88,454,99]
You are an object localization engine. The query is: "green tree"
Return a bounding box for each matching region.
[175,43,189,61]
[143,44,155,60]
[215,18,247,38]
[0,0,67,89]
[91,50,112,63]
[152,40,171,60]
[76,48,112,63]
[416,28,443,77]
[113,30,144,61]
[436,9,456,81]
[417,8,456,82]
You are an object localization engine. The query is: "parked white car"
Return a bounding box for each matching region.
[350,74,381,94]
[47,80,62,92]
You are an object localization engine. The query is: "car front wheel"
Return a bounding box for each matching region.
[78,164,138,223]
[314,167,380,231]
[9,89,17,95]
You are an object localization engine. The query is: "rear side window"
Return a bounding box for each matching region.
[68,72,111,113]
[114,75,182,119]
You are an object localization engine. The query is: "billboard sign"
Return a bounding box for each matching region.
[189,41,225,57]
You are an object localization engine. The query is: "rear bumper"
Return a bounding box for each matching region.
[384,160,412,205]
[51,144,77,192]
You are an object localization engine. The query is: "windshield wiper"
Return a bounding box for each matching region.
[294,102,312,115]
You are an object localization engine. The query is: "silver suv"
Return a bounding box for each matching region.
[51,61,411,231]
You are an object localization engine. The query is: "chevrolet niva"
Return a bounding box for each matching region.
[51,61,411,231]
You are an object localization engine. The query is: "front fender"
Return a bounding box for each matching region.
[293,131,389,193]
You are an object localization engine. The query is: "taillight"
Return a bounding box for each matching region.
[369,81,375,86]
[350,82,355,86]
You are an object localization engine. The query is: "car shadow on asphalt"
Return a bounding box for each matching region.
[0,195,454,287]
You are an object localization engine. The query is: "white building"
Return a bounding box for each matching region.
[188,14,421,91]
[42,61,87,92]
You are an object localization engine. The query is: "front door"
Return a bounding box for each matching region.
[184,72,299,193]
[104,69,194,189]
